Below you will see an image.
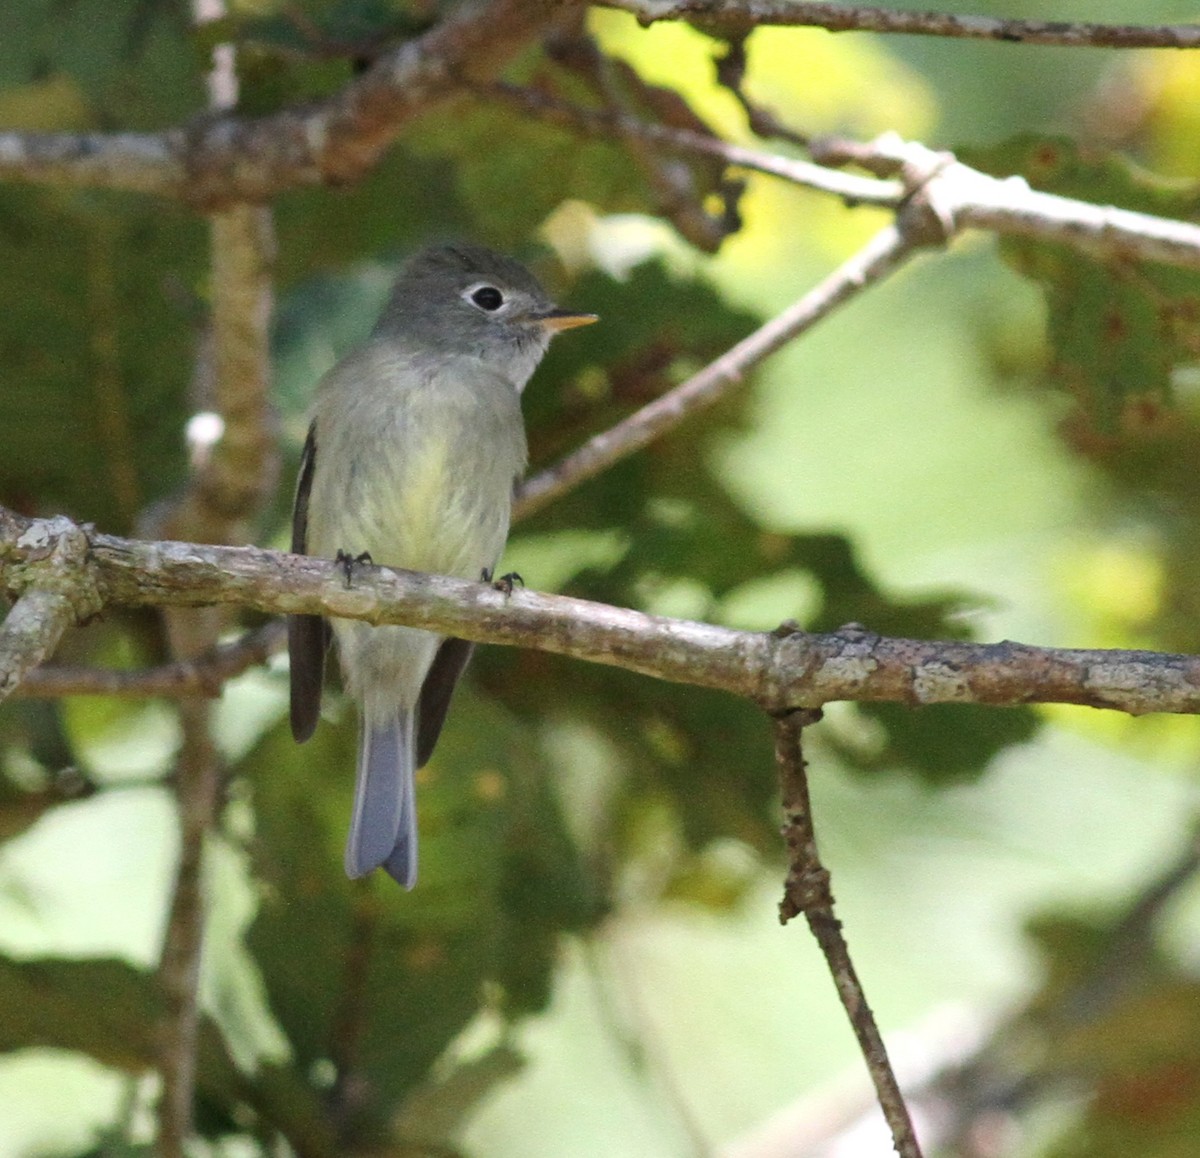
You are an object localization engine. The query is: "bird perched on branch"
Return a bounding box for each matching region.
[288,243,596,888]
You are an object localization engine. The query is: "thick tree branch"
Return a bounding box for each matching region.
[773,707,923,1158]
[517,221,921,517]
[0,516,102,705]
[6,511,1200,718]
[0,0,575,206]
[605,1,1200,49]
[0,131,181,197]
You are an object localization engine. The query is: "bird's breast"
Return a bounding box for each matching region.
[308,346,527,580]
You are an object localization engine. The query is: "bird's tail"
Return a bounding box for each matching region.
[346,710,418,889]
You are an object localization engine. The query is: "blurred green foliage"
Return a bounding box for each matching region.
[3,2,1200,1157]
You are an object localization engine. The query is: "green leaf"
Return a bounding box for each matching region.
[243,684,601,1143]
[0,188,203,533]
[0,955,334,1152]
[1019,911,1200,1158]
[0,0,202,129]
[964,136,1200,432]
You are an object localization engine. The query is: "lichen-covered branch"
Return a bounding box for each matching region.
[0,516,103,705]
[605,0,1200,49]
[0,130,182,197]
[5,509,1200,719]
[0,0,576,206]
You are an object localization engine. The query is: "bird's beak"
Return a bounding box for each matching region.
[536,309,599,333]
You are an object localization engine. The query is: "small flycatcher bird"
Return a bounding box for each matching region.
[288,243,596,889]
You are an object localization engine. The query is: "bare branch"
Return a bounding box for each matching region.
[543,34,742,252]
[0,0,578,205]
[12,621,284,699]
[773,707,923,1158]
[819,133,1200,271]
[6,511,1200,718]
[151,204,278,549]
[0,131,184,197]
[499,82,1200,273]
[604,0,1200,50]
[156,697,222,1158]
[0,587,85,705]
[0,516,103,704]
[516,222,920,518]
[485,81,902,205]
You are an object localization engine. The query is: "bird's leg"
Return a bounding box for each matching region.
[335,549,373,589]
[481,567,523,595]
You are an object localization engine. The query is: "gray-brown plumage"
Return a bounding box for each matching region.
[288,243,595,888]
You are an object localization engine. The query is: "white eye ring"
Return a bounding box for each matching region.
[464,283,505,312]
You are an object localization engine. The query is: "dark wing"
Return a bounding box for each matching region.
[288,422,331,743]
[415,637,475,768]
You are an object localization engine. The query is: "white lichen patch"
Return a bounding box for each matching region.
[1085,661,1190,712]
[912,662,971,703]
[1089,662,1158,692]
[816,655,879,690]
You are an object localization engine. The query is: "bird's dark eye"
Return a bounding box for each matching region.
[470,286,504,311]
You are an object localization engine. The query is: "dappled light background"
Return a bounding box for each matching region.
[3,3,1200,1157]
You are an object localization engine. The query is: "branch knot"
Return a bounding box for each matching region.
[8,515,104,623]
[779,862,833,923]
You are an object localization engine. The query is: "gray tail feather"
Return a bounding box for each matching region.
[346,711,419,889]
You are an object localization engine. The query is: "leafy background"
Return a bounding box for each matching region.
[3,1,1200,1155]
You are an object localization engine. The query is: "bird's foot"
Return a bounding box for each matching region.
[335,549,373,589]
[482,567,523,595]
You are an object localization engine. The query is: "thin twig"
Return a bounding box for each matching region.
[773,706,923,1158]
[515,222,920,519]
[155,697,222,1158]
[12,620,284,699]
[545,34,741,251]
[605,0,1200,50]
[714,34,810,147]
[485,81,903,206]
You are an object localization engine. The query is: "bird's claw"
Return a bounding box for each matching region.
[482,568,523,595]
[335,549,373,589]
